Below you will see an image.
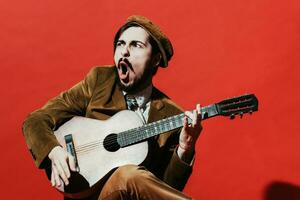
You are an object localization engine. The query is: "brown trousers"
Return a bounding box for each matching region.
[67,165,192,200]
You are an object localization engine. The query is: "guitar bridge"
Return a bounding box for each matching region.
[65,134,80,172]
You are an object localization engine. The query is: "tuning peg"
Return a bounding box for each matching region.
[240,112,243,118]
[230,114,235,120]
[203,111,208,119]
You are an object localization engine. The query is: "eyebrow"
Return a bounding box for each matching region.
[117,39,147,46]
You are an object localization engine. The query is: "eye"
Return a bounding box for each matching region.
[116,41,124,47]
[131,41,143,48]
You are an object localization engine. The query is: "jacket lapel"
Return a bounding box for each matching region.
[88,68,127,119]
[112,82,127,111]
[148,87,165,123]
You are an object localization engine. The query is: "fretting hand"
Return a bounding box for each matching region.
[178,104,203,162]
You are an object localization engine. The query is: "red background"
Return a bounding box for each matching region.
[1,0,300,199]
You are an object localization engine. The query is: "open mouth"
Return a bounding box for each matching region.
[117,59,131,83]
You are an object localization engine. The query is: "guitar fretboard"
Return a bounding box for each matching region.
[117,104,218,147]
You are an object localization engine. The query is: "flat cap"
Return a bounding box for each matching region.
[115,15,173,67]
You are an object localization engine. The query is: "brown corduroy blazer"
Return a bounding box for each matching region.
[23,66,193,191]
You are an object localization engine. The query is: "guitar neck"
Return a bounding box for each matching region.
[117,104,219,147]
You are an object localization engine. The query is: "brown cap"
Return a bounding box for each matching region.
[115,15,173,67]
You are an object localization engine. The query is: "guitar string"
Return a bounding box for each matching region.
[74,116,184,154]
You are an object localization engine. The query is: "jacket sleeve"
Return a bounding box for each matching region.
[162,129,194,191]
[154,96,194,191]
[22,67,98,168]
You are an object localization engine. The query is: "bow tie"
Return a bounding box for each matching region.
[125,95,139,111]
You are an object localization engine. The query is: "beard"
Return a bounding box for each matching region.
[116,64,153,94]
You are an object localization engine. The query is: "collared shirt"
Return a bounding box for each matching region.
[123,84,153,123]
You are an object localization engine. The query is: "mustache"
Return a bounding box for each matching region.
[118,58,133,70]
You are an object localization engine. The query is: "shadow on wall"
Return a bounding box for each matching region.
[264,181,300,200]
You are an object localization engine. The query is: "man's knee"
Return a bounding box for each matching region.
[114,164,149,186]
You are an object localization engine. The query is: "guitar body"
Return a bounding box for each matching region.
[53,110,148,197]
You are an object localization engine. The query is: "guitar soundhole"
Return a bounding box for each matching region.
[103,133,120,152]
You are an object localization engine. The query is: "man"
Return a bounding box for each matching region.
[23,15,202,200]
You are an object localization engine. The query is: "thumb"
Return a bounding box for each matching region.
[67,154,77,172]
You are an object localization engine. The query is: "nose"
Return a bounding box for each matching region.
[121,45,130,57]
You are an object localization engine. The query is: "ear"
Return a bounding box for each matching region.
[153,53,162,67]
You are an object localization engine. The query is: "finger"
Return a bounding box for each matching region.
[60,158,71,178]
[51,167,55,187]
[68,154,76,172]
[185,111,194,125]
[52,164,61,187]
[192,109,197,126]
[196,104,202,120]
[183,115,188,128]
[54,160,69,185]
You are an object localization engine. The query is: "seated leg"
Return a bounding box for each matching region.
[98,164,192,200]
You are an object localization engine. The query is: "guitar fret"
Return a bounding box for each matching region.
[155,122,158,133]
[119,131,124,147]
[173,116,179,128]
[172,118,175,128]
[174,116,180,127]
[161,119,166,132]
[171,116,179,129]
[145,128,149,139]
[166,119,170,131]
[170,119,173,129]
[148,125,152,138]
[160,121,164,132]
[157,121,161,132]
[119,132,124,146]
[144,125,148,139]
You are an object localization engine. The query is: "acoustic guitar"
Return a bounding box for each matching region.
[49,94,258,198]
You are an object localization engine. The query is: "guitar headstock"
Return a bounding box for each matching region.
[216,94,258,119]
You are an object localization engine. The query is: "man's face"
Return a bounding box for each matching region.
[114,26,155,93]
